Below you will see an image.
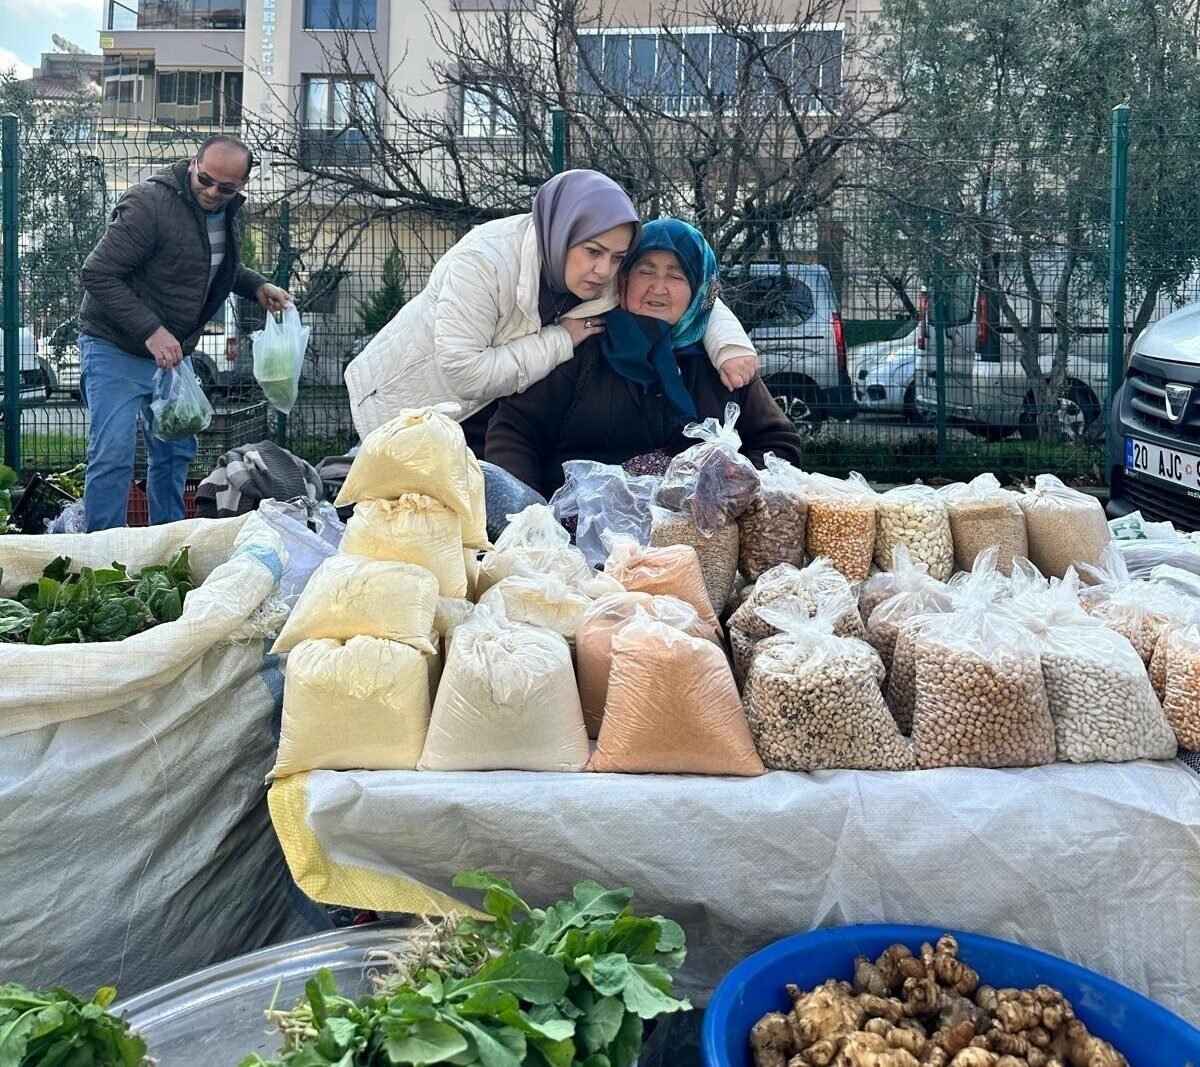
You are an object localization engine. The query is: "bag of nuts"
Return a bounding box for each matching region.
[909,601,1056,769]
[1018,474,1112,579]
[729,559,865,641]
[654,401,761,535]
[871,483,954,581]
[744,593,913,771]
[603,532,721,633]
[650,505,740,615]
[737,452,808,581]
[864,546,953,682]
[939,472,1028,575]
[1009,570,1177,763]
[858,568,899,625]
[797,472,877,582]
[1163,620,1200,748]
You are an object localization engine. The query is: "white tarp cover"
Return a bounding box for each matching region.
[0,514,326,997]
[282,760,1200,1026]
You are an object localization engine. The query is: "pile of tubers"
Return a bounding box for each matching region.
[750,936,1127,1067]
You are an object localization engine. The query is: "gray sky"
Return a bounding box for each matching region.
[1,0,103,77]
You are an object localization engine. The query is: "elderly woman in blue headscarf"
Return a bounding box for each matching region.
[345,170,760,456]
[485,219,803,498]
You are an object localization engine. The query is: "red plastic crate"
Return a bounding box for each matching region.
[126,479,200,527]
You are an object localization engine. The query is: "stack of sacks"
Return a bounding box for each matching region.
[271,407,485,777]
[588,607,764,776]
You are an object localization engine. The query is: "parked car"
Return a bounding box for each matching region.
[1108,301,1200,531]
[0,326,52,410]
[851,322,924,421]
[723,262,853,425]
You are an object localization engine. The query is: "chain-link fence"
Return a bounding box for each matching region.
[3,106,1198,489]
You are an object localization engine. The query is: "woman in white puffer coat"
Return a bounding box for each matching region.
[344,169,759,454]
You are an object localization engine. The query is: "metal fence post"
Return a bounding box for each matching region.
[2,114,20,475]
[551,108,566,174]
[929,217,948,468]
[273,200,292,447]
[1107,103,1131,482]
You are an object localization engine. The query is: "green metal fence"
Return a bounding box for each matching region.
[1,105,1196,491]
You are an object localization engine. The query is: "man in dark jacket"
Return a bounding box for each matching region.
[78,133,292,530]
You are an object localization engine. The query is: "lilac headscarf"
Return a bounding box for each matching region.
[532,170,641,294]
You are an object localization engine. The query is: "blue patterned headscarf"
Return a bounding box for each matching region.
[631,219,720,347]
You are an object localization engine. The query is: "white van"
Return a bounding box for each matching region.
[723,262,852,424]
[914,253,1108,440]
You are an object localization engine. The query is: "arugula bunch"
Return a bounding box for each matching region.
[0,983,149,1066]
[0,548,193,645]
[240,871,690,1067]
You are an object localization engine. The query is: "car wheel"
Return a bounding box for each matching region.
[767,375,823,430]
[1018,383,1100,443]
[903,382,933,425]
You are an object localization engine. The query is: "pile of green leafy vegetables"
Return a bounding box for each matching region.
[0,548,193,645]
[0,982,149,1066]
[239,871,690,1067]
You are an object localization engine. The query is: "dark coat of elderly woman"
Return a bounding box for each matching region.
[485,219,804,499]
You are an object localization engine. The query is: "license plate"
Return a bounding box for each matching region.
[1126,435,1200,492]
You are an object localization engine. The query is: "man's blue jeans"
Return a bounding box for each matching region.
[80,333,198,531]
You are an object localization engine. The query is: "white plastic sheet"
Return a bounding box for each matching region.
[291,760,1200,1025]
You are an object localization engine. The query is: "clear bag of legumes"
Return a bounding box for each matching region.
[1161,617,1200,749]
[654,402,761,536]
[1008,570,1176,763]
[910,598,1056,769]
[864,545,952,682]
[729,559,864,641]
[939,472,1028,575]
[650,505,740,614]
[796,471,877,582]
[872,483,954,581]
[745,593,912,771]
[737,452,808,581]
[1018,474,1112,579]
[1077,546,1187,666]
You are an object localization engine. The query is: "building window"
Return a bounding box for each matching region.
[301,75,375,164]
[101,54,155,120]
[459,82,520,138]
[136,0,245,30]
[305,0,376,30]
[577,26,843,114]
[156,69,242,125]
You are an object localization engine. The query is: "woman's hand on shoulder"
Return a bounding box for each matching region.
[559,314,606,348]
[719,353,758,390]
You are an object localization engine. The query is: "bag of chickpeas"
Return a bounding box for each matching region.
[744,593,912,771]
[871,483,954,581]
[939,472,1028,576]
[864,546,952,682]
[1161,617,1200,749]
[737,452,808,581]
[796,472,877,582]
[1078,548,1189,667]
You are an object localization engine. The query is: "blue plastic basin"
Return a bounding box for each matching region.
[702,924,1200,1067]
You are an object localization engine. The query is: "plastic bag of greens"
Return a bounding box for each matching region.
[252,304,309,413]
[150,360,214,442]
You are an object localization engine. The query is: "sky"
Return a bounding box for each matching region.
[0,0,103,78]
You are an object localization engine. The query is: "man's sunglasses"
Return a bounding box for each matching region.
[194,169,244,196]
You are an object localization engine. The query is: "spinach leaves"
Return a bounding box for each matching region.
[0,983,149,1066]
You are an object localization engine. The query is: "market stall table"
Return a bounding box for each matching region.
[270,759,1200,1027]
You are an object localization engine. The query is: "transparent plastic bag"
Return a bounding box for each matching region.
[479,461,548,544]
[940,472,1028,575]
[745,594,912,771]
[872,483,953,581]
[258,498,345,607]
[478,572,594,640]
[1078,547,1187,665]
[654,402,760,536]
[341,494,468,598]
[589,608,763,776]
[859,568,899,626]
[736,452,808,581]
[797,471,876,581]
[1163,621,1200,749]
[728,559,863,641]
[251,304,309,414]
[864,545,952,681]
[150,360,213,441]
[1008,570,1176,763]
[418,605,588,772]
[576,592,716,738]
[650,505,739,614]
[1110,511,1200,579]
[477,504,588,596]
[551,460,660,568]
[1018,474,1111,579]
[603,531,720,633]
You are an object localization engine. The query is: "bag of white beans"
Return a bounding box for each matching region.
[871,483,954,581]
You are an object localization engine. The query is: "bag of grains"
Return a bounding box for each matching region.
[272,554,438,654]
[864,545,953,681]
[650,505,740,614]
[909,599,1056,769]
[341,494,468,599]
[737,452,808,581]
[1008,572,1176,763]
[797,471,876,581]
[576,592,716,738]
[872,483,954,581]
[589,608,764,776]
[271,635,433,778]
[417,606,589,771]
[1162,619,1200,748]
[939,472,1028,575]
[744,593,913,771]
[550,460,660,568]
[604,532,721,633]
[729,559,864,641]
[477,572,594,641]
[654,402,761,535]
[1017,474,1111,579]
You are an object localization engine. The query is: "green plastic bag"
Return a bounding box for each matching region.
[150,360,214,442]
[252,304,309,414]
